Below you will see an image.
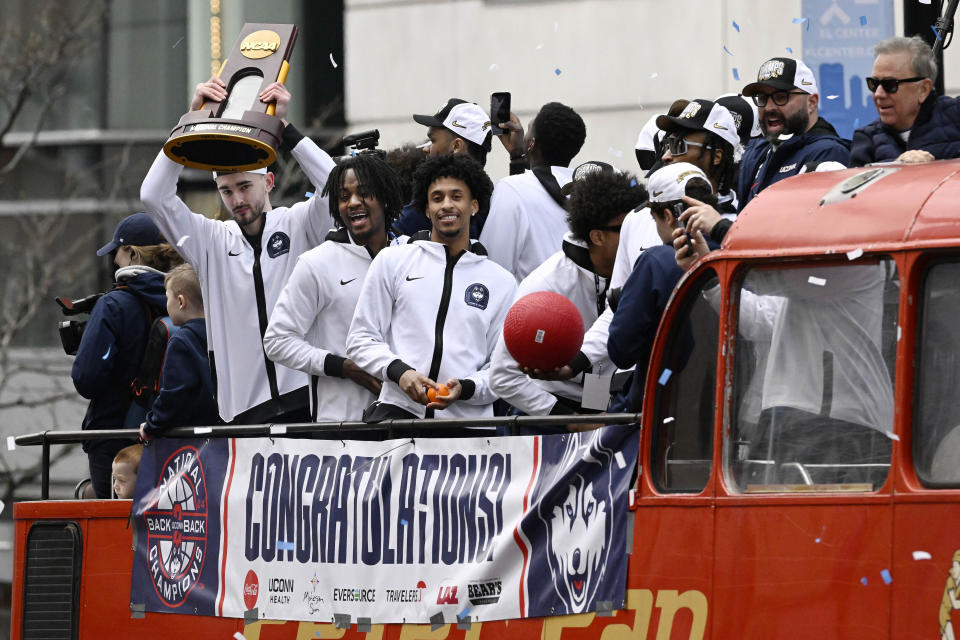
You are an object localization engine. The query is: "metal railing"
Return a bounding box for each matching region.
[15,413,642,499]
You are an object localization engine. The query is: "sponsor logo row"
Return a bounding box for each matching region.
[243,571,503,610]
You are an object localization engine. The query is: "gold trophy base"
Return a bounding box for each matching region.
[163,110,285,172]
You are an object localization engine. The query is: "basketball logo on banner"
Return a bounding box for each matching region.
[141,445,209,607]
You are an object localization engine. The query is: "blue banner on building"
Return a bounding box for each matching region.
[802,0,895,138]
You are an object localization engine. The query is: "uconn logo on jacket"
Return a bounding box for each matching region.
[518,427,637,616]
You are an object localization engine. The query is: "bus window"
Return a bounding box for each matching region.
[650,270,719,493]
[725,260,898,493]
[914,261,960,487]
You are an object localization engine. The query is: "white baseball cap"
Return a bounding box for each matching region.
[646,162,712,203]
[413,98,492,148]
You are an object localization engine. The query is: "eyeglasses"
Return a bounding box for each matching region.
[865,76,925,94]
[663,136,710,156]
[752,91,807,107]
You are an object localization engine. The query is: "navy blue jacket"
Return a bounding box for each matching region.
[850,93,960,166]
[738,117,850,210]
[72,270,167,451]
[607,245,684,412]
[143,318,219,436]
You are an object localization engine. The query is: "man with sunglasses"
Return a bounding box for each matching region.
[739,57,848,209]
[851,36,960,166]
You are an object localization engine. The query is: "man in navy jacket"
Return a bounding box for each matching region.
[739,58,849,210]
[850,36,960,166]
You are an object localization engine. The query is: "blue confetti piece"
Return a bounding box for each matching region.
[792,17,806,24]
[881,569,892,584]
[554,68,562,76]
[172,36,184,48]
[732,67,740,81]
[457,607,471,620]
[722,45,734,56]
[277,540,294,551]
[732,20,740,32]
[629,179,637,187]
[305,191,314,198]
[658,369,672,386]
[859,15,867,26]
[786,46,794,54]
[400,518,408,526]
[102,345,111,360]
[814,537,821,544]
[861,577,868,586]
[932,25,942,42]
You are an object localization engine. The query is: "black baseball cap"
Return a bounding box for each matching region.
[742,57,819,96]
[656,99,740,150]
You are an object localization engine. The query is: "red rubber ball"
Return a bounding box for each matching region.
[503,291,584,370]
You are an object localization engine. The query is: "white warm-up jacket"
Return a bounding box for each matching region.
[346,240,517,419]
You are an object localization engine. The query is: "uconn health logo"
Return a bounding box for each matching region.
[142,446,209,607]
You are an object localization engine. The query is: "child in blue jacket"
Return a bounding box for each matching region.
[139,264,219,440]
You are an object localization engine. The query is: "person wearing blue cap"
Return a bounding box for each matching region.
[71,213,182,498]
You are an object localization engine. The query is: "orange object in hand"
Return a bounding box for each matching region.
[427,384,450,402]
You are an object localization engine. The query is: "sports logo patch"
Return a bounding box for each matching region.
[141,446,208,607]
[465,283,489,310]
[266,231,290,258]
[679,102,702,119]
[758,59,786,80]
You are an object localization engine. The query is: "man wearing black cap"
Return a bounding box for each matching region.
[392,98,493,238]
[739,57,848,210]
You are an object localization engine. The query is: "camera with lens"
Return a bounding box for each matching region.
[56,293,104,355]
[334,129,387,164]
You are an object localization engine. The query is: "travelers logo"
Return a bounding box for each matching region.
[141,446,208,607]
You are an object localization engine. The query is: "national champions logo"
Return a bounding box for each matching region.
[141,445,209,607]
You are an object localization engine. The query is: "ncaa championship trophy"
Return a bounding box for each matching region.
[163,23,298,172]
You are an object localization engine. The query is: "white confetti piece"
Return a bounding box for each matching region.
[608,147,623,158]
[194,426,212,435]
[488,63,499,71]
[614,451,626,469]
[884,431,900,441]
[329,53,338,68]
[807,276,826,286]
[846,248,863,260]
[234,633,247,640]
[176,235,190,247]
[0,500,4,515]
[554,21,559,32]
[6,436,14,451]
[919,0,931,4]
[663,417,675,424]
[913,550,932,560]
[827,95,839,100]
[536,43,544,50]
[650,72,658,79]
[270,425,288,435]
[897,325,902,342]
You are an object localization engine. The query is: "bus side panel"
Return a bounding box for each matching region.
[713,503,892,639]
[627,504,714,639]
[890,499,960,639]
[11,501,242,639]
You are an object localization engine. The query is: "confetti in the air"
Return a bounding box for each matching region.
[270,425,287,435]
[305,191,314,198]
[859,15,867,26]
[650,72,658,79]
[827,95,839,100]
[329,53,338,68]
[846,248,863,260]
[489,63,499,71]
[808,276,827,286]
[732,67,740,81]
[608,147,623,157]
[723,45,734,56]
[931,25,942,41]
[732,20,741,32]
[194,426,213,435]
[885,431,900,441]
[614,451,626,469]
[554,68,562,76]
[881,569,892,584]
[786,47,794,53]
[172,36,184,48]
[861,577,868,586]
[177,235,190,247]
[5,437,13,451]
[913,550,932,561]
[663,417,675,424]
[658,369,672,385]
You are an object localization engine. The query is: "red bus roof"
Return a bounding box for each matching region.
[722,160,960,257]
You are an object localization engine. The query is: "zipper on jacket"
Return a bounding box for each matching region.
[425,248,464,418]
[252,250,281,402]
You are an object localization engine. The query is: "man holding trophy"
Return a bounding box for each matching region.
[140,24,336,425]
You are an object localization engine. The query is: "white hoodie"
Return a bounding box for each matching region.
[346,240,517,419]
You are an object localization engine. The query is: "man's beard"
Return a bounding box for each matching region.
[762,108,810,142]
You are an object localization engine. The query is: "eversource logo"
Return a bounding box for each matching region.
[333,588,376,602]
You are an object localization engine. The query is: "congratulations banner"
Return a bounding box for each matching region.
[130,426,638,625]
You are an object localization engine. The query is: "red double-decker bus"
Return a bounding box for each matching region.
[11,161,960,639]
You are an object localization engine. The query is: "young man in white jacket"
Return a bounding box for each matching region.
[263,154,405,422]
[489,166,647,425]
[140,78,336,424]
[347,155,517,426]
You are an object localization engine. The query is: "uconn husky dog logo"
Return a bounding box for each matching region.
[520,427,636,616]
